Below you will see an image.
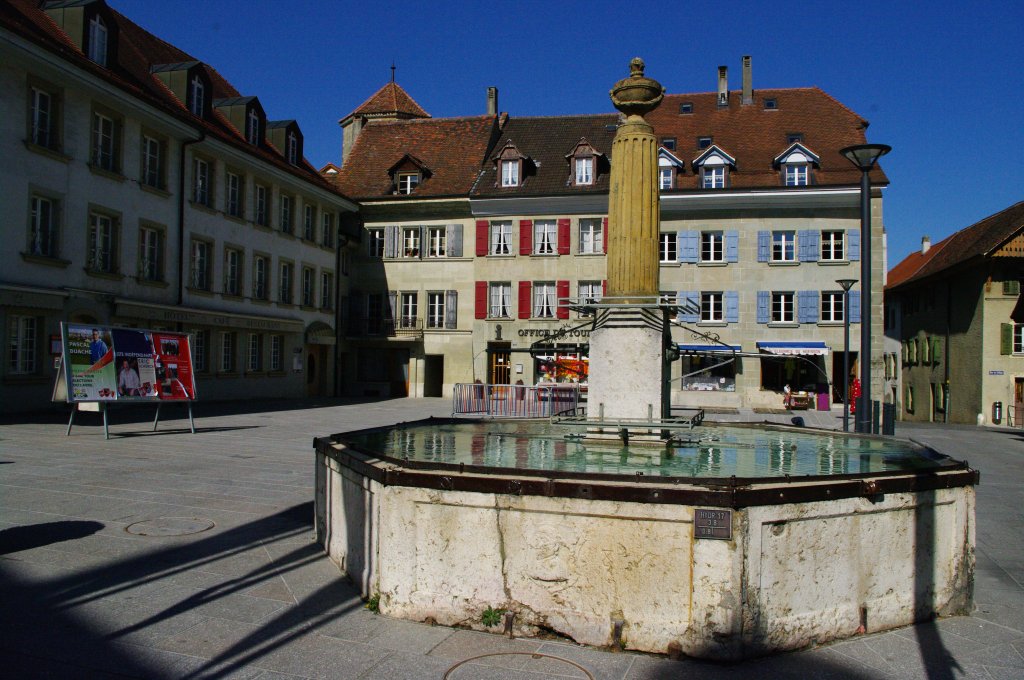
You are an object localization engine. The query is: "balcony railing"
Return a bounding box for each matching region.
[453,382,582,418]
[349,316,423,339]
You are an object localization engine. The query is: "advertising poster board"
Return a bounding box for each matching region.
[59,323,197,403]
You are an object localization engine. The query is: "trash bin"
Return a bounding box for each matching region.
[817,391,830,411]
[993,401,1003,425]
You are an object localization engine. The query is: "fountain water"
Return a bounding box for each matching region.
[314,60,977,660]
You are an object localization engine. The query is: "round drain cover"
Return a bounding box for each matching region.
[126,517,215,536]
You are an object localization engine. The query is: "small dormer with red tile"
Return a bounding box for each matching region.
[658,147,686,191]
[773,141,820,186]
[387,154,432,195]
[43,0,118,69]
[492,140,532,189]
[340,80,430,166]
[564,138,607,188]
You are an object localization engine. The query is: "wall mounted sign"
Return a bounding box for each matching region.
[694,508,732,540]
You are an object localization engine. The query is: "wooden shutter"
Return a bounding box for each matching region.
[798,290,817,323]
[678,291,698,323]
[679,231,699,263]
[849,290,861,323]
[847,230,860,261]
[475,220,488,256]
[518,281,532,319]
[384,225,400,258]
[725,291,739,322]
[757,231,770,262]
[726,231,739,262]
[556,280,570,319]
[519,219,533,255]
[447,223,463,257]
[474,281,487,319]
[1001,323,1013,355]
[602,217,608,254]
[445,290,458,328]
[757,291,770,323]
[557,218,571,255]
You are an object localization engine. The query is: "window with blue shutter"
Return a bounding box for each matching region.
[757,290,769,323]
[757,231,770,262]
[384,225,400,258]
[678,290,699,322]
[797,290,818,323]
[798,230,819,262]
[848,230,860,261]
[679,231,699,263]
[726,231,738,262]
[725,291,739,322]
[849,290,861,323]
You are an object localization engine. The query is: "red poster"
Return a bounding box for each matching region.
[151,333,196,400]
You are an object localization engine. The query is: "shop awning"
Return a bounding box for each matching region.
[756,341,829,356]
[677,344,742,353]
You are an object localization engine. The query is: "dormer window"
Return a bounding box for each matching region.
[287,132,298,164]
[501,160,519,187]
[764,98,778,110]
[575,157,593,185]
[693,145,736,190]
[661,138,677,151]
[698,136,713,150]
[189,75,205,117]
[774,142,820,187]
[658,147,685,192]
[87,14,108,66]
[398,172,420,194]
[679,102,693,114]
[247,108,261,145]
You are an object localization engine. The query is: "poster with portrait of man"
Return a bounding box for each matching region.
[111,329,158,399]
[63,325,117,400]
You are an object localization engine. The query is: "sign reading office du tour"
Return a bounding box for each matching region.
[58,323,197,403]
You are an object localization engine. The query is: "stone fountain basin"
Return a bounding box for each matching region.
[313,419,977,661]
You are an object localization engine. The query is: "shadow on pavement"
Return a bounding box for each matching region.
[0,502,365,679]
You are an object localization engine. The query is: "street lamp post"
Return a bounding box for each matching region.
[836,278,857,432]
[839,143,891,433]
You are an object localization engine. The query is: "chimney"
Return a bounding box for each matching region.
[717,66,728,107]
[487,87,499,116]
[741,55,753,105]
[921,236,931,254]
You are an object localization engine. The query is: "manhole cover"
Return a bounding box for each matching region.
[126,517,215,536]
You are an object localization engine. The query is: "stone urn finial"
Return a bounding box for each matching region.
[610,57,665,119]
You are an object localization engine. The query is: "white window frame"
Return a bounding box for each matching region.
[501,160,519,187]
[402,227,420,257]
[279,261,293,304]
[772,230,796,262]
[700,231,724,262]
[220,332,235,373]
[92,111,116,171]
[30,194,58,258]
[253,255,268,300]
[490,282,511,318]
[8,315,37,374]
[702,166,725,189]
[400,292,418,328]
[578,281,602,316]
[88,211,116,273]
[270,335,282,372]
[578,218,602,254]
[533,282,556,318]
[279,194,293,233]
[398,172,419,194]
[534,220,556,255]
[247,108,260,145]
[301,267,315,307]
[87,14,107,66]
[254,184,268,226]
[226,171,242,217]
[575,157,593,185]
[427,291,445,329]
[223,248,241,296]
[367,228,385,257]
[821,231,846,261]
[659,167,673,190]
[772,292,795,323]
[139,225,162,282]
[322,212,334,247]
[320,271,333,310]
[700,292,724,322]
[287,132,298,164]
[785,164,809,186]
[490,221,511,255]
[1014,324,1024,354]
[190,239,210,290]
[193,329,207,373]
[821,291,844,322]
[247,333,262,372]
[31,86,54,148]
[427,227,446,257]
[142,135,162,189]
[189,75,205,117]
[660,232,677,262]
[303,204,315,240]
[193,157,211,206]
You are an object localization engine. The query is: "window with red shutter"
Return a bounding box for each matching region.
[475,281,487,319]
[557,219,570,255]
[518,281,531,319]
[519,220,532,255]
[556,280,570,319]
[475,220,488,257]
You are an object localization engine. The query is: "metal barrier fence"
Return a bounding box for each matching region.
[453,383,582,418]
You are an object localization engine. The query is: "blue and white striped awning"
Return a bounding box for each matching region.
[756,341,829,356]
[677,344,742,353]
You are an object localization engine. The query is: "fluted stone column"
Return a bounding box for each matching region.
[586,59,666,426]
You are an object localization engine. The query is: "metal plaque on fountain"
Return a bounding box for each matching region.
[694,508,732,540]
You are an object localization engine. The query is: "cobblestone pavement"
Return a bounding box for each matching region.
[1,398,1022,679]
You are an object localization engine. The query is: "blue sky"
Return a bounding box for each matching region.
[124,0,1023,269]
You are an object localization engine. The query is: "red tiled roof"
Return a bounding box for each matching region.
[887,201,1024,290]
[647,89,888,188]
[3,0,346,197]
[342,82,430,123]
[334,115,500,199]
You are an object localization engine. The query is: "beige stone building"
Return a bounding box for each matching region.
[1,0,358,413]
[333,61,889,409]
[886,201,1024,425]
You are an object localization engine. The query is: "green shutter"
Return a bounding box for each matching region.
[931,338,941,365]
[1001,323,1013,355]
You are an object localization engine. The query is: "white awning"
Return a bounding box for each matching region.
[757,341,829,356]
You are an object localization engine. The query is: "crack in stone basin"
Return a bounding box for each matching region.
[125,517,215,536]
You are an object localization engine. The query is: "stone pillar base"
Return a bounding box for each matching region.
[586,310,663,422]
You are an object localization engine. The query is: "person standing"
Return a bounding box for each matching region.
[783,383,792,409]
